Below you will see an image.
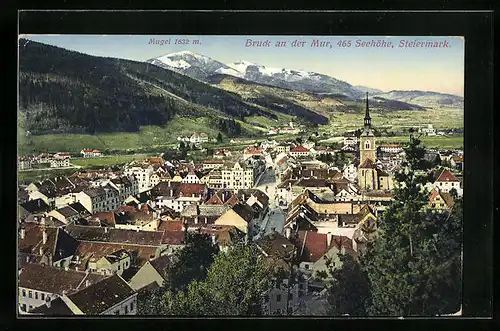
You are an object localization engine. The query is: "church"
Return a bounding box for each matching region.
[357,93,394,191]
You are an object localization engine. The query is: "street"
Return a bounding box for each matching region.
[253,157,285,240]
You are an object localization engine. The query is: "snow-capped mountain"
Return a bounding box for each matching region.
[148,52,365,99]
[147,51,241,81]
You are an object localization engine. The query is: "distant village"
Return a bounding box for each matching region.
[17,101,464,316]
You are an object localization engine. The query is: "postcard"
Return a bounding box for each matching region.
[17,34,464,317]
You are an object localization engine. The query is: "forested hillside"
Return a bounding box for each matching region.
[18,39,277,135]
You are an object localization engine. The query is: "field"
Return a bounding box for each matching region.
[18,117,219,156]
[18,107,463,156]
[322,108,464,135]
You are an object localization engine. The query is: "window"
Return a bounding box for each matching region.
[22,289,26,297]
[130,301,134,311]
[29,305,33,311]
[41,293,45,301]
[125,306,129,314]
[118,265,121,270]
[114,310,120,315]
[21,304,27,312]
[276,294,282,302]
[35,292,38,300]
[28,291,32,298]
[305,264,310,270]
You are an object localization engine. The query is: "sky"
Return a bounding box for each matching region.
[22,35,464,96]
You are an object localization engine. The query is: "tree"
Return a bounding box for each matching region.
[143,244,272,316]
[217,132,223,143]
[325,253,372,316]
[360,133,462,316]
[165,232,219,294]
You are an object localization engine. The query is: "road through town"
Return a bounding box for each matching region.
[253,156,285,240]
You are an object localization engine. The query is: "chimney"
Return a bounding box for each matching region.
[40,217,46,226]
[85,280,91,287]
[46,297,51,308]
[327,232,332,247]
[104,227,108,233]
[42,229,47,245]
[285,227,292,239]
[20,227,26,240]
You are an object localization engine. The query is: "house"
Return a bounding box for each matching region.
[81,149,103,158]
[47,205,81,225]
[75,186,120,214]
[199,225,246,253]
[290,146,310,158]
[123,165,155,192]
[19,156,34,170]
[379,144,403,154]
[30,275,137,315]
[181,169,201,184]
[255,232,307,315]
[450,155,464,171]
[214,203,258,236]
[243,147,264,161]
[219,161,256,189]
[343,136,358,146]
[54,152,72,160]
[114,210,160,232]
[18,199,51,223]
[432,169,463,197]
[314,146,335,156]
[296,231,355,279]
[181,204,232,227]
[419,124,436,136]
[203,159,225,170]
[18,223,79,269]
[213,149,232,159]
[128,254,175,291]
[189,132,209,144]
[427,188,455,211]
[154,183,208,213]
[87,249,132,276]
[50,158,71,168]
[18,263,107,314]
[275,143,292,154]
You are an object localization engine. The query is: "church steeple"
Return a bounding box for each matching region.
[364,92,371,129]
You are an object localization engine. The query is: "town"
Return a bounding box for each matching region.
[17,96,464,316]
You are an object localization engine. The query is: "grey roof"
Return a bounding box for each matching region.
[66,275,135,315]
[57,206,79,218]
[30,297,75,315]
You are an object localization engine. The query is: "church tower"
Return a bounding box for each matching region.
[359,92,376,166]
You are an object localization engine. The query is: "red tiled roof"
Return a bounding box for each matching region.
[92,149,101,153]
[291,146,309,153]
[179,183,206,197]
[92,212,116,227]
[158,220,184,232]
[298,231,331,263]
[161,231,185,245]
[436,169,459,182]
[75,241,157,267]
[116,205,139,213]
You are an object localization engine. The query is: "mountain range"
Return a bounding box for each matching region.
[147,51,464,108]
[18,39,463,137]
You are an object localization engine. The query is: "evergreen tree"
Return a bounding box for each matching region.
[165,232,219,294]
[325,253,372,316]
[360,132,462,316]
[217,132,223,143]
